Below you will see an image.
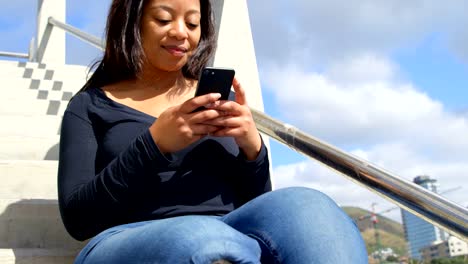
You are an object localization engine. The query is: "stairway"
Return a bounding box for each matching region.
[0,59,89,263]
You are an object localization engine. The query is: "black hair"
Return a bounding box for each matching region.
[78,0,216,93]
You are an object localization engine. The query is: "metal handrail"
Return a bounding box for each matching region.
[48,17,104,50]
[251,109,468,242]
[41,17,468,242]
[0,51,29,59]
[0,17,103,61]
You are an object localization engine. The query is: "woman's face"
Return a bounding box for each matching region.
[140,0,202,74]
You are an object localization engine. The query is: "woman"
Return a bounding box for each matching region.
[58,0,368,263]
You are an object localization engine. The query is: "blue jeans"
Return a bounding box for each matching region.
[74,187,368,263]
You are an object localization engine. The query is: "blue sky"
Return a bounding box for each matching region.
[395,34,468,111]
[0,0,466,223]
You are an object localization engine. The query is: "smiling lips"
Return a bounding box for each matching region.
[163,45,188,57]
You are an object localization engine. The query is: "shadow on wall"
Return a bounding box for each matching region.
[44,143,59,161]
[0,199,86,263]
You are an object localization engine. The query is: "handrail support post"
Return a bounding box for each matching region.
[36,0,65,64]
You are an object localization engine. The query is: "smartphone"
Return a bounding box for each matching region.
[194,67,235,109]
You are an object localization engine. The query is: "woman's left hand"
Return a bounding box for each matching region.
[204,78,262,160]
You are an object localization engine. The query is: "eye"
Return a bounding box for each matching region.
[156,18,171,25]
[187,23,199,29]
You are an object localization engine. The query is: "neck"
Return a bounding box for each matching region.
[135,68,193,94]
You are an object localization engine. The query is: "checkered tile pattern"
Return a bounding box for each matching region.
[17,61,75,116]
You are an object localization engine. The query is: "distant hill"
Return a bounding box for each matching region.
[342,206,408,256]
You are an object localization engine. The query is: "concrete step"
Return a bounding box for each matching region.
[48,65,90,82]
[0,61,24,79]
[0,60,87,95]
[0,248,79,264]
[1,75,82,96]
[0,115,62,138]
[2,78,82,96]
[0,76,80,116]
[0,60,19,67]
[0,96,70,116]
[0,60,89,77]
[0,199,86,249]
[0,63,62,81]
[0,160,58,200]
[0,161,87,249]
[0,136,59,160]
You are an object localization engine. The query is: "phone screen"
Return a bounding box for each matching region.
[194,67,235,100]
[192,67,235,112]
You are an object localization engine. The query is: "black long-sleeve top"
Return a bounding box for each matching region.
[58,87,272,241]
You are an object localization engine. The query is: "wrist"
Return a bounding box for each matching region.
[149,123,169,154]
[239,135,262,161]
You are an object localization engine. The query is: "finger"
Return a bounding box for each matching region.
[204,116,243,128]
[208,100,244,116]
[180,93,221,113]
[191,124,223,136]
[210,126,246,137]
[188,108,223,123]
[232,77,247,105]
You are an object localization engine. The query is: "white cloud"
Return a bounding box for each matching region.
[325,54,398,85]
[272,159,403,222]
[248,0,468,66]
[266,54,468,223]
[272,145,467,223]
[262,55,468,162]
[356,144,467,206]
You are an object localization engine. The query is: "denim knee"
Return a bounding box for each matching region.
[266,187,357,227]
[222,187,368,263]
[261,187,339,213]
[169,217,261,263]
[75,216,262,264]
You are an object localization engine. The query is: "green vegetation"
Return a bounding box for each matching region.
[429,256,468,264]
[342,206,407,256]
[362,228,407,256]
[405,256,468,264]
[343,207,467,263]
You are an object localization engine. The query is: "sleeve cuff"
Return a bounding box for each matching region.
[141,129,174,165]
[237,138,268,166]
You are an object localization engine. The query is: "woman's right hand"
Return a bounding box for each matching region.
[148,93,223,154]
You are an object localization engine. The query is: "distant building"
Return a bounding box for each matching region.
[401,175,449,260]
[420,236,468,262]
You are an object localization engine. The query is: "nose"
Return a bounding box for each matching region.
[168,20,189,40]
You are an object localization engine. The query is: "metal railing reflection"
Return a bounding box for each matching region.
[251,108,468,242]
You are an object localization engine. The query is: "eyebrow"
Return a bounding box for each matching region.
[149,5,201,16]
